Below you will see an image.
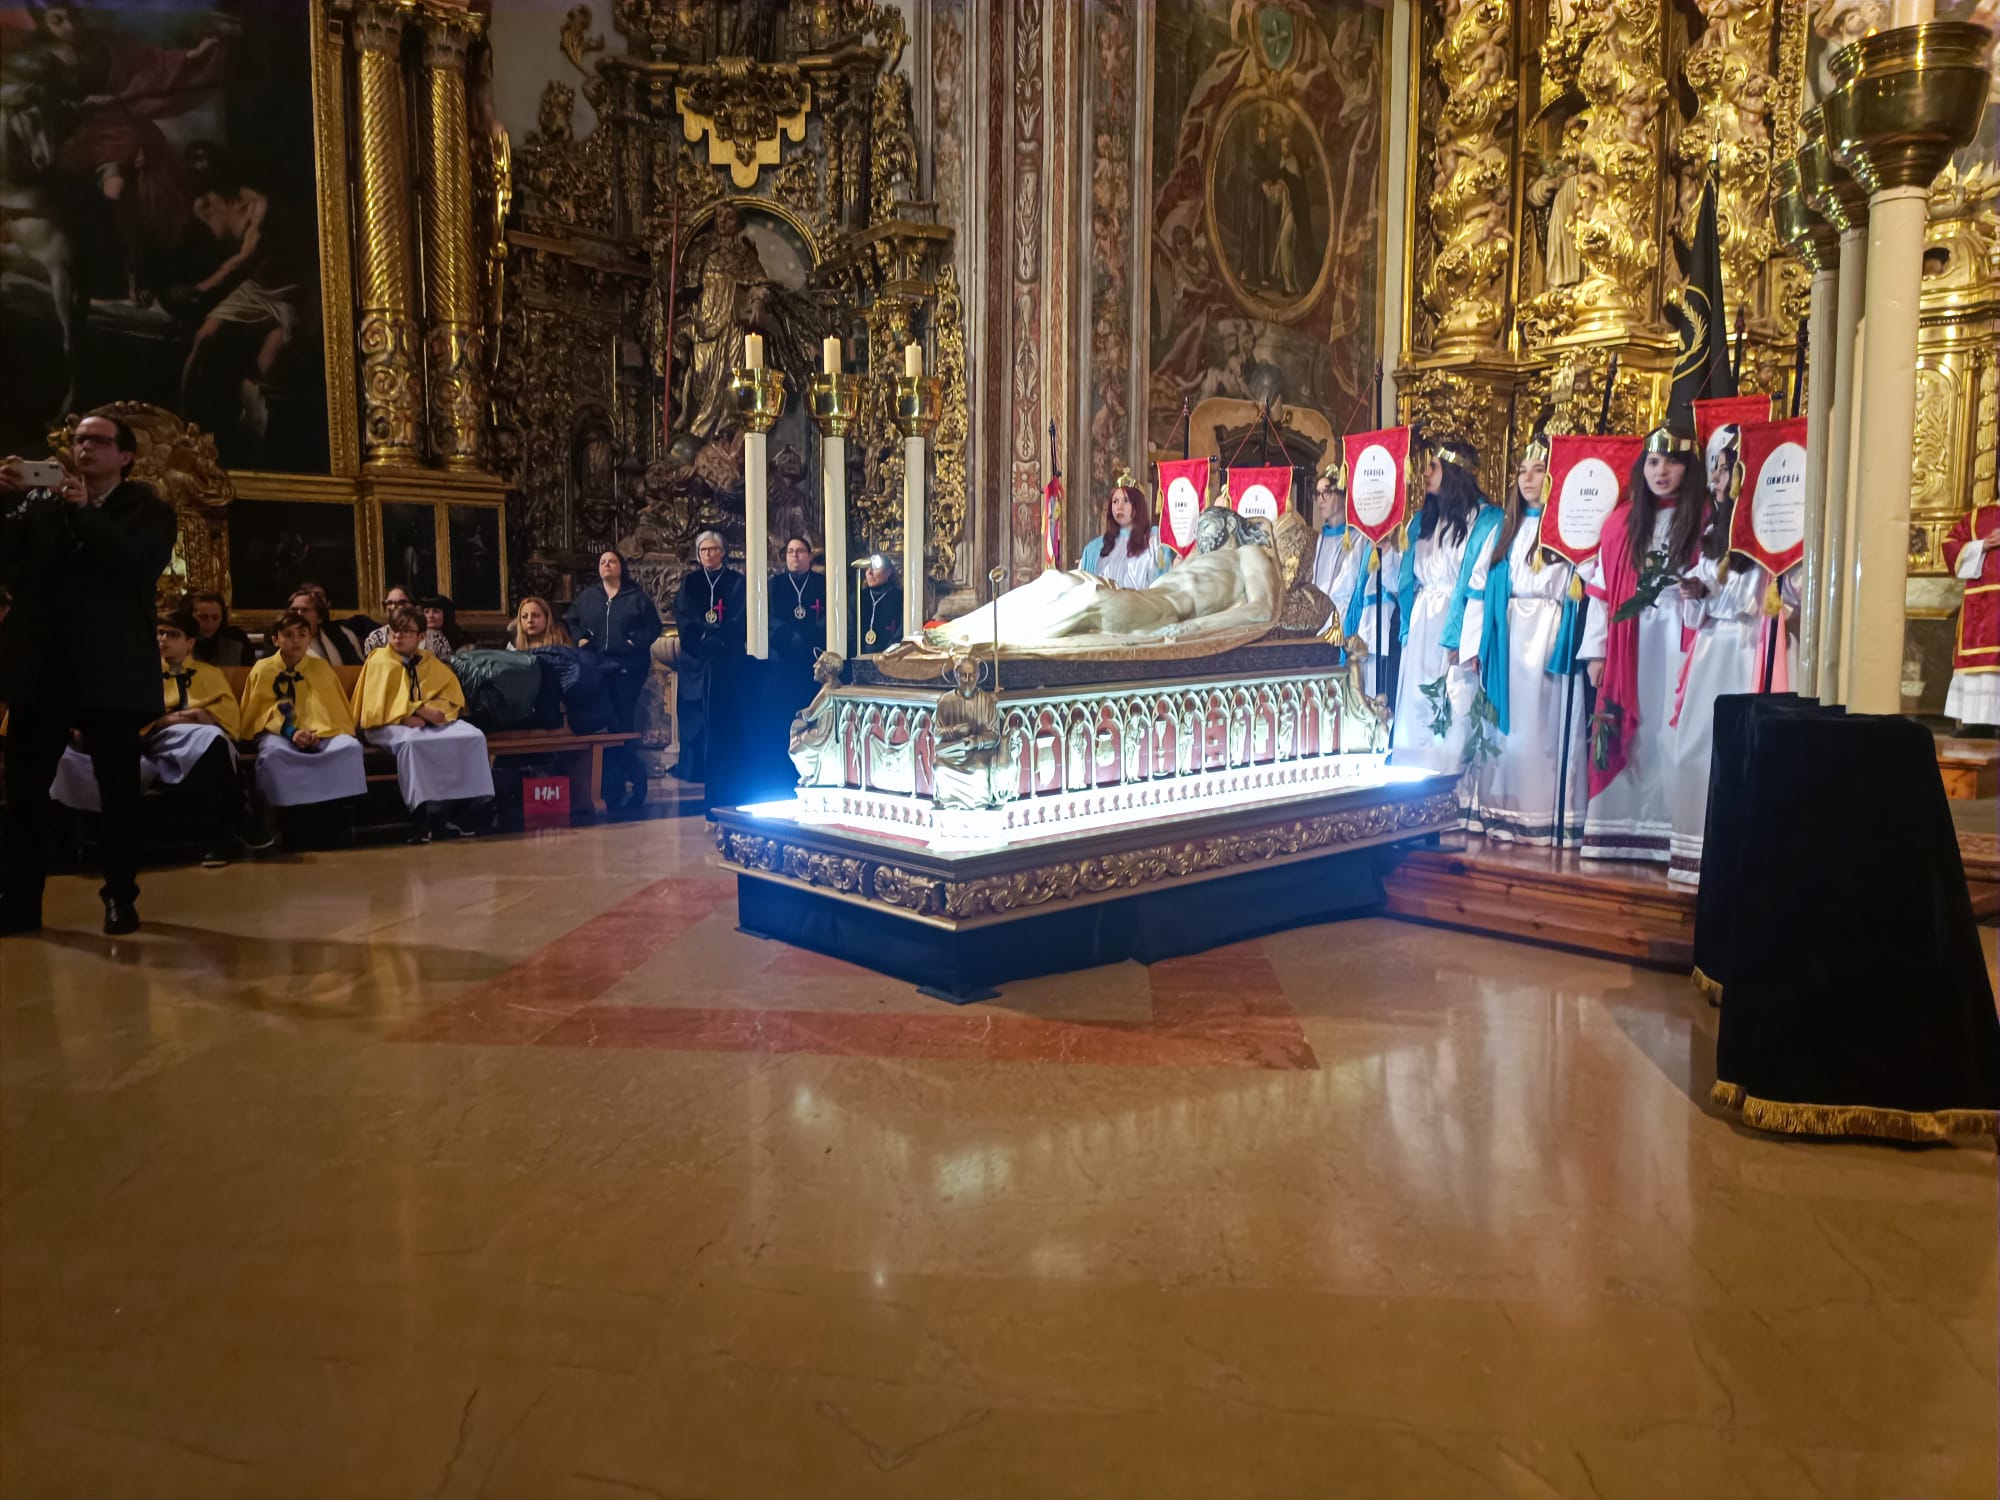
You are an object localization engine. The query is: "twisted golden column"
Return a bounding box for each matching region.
[350,1,423,467]
[1422,0,1516,353]
[418,4,486,469]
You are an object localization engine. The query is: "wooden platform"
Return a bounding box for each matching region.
[1937,736,1999,800]
[1384,820,2000,968]
[1381,835,1696,969]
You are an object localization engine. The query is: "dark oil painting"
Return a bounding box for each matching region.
[0,0,329,472]
[227,498,356,612]
[382,502,439,600]
[448,504,502,613]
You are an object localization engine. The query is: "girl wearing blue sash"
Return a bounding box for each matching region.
[1470,435,1589,845]
[1390,437,1504,778]
[1309,461,1399,695]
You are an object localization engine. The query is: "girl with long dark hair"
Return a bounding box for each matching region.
[1079,472,1172,588]
[1577,425,1707,863]
[1666,425,1798,886]
[1469,435,1590,845]
[1390,437,1506,778]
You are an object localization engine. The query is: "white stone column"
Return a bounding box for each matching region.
[1821,228,1866,703]
[730,351,784,662]
[902,432,926,636]
[1823,20,1987,711]
[821,433,849,658]
[1845,185,1931,713]
[744,428,770,660]
[1798,265,1836,693]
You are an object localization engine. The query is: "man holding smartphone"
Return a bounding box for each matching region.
[1,415,178,936]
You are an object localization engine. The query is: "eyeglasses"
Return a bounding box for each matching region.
[72,433,116,447]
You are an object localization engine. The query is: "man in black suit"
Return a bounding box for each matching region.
[2,415,179,935]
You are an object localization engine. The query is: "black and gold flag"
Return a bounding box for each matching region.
[1667,173,1735,428]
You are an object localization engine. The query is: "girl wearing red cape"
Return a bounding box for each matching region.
[1576,426,1708,864]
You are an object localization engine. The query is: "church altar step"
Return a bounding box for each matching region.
[1380,835,1696,970]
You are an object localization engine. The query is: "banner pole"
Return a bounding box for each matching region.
[1761,599,1780,693]
[1554,661,1578,850]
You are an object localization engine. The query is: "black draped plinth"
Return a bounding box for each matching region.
[1690,692,1835,1001]
[1706,701,1999,1141]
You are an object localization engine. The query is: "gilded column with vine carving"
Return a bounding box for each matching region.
[1570,0,1666,337]
[351,1,423,467]
[1422,0,1516,352]
[418,2,487,469]
[1675,0,1777,329]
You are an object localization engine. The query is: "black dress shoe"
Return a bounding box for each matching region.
[102,898,139,935]
[200,846,233,869]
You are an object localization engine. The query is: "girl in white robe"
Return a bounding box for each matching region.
[1310,468,1400,696]
[1470,439,1590,846]
[1077,475,1172,589]
[1577,428,1711,864]
[1667,433,1799,885]
[1390,438,1504,783]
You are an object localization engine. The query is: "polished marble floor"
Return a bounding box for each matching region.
[2,819,1994,1500]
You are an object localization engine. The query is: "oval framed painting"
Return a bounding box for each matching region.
[1203,92,1335,324]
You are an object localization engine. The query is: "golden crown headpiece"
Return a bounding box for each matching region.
[1644,425,1698,457]
[1523,433,1552,467]
[1320,457,1348,488]
[1430,438,1478,472]
[1112,465,1142,491]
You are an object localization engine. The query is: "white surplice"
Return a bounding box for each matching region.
[1577,506,1689,864]
[1313,527,1400,696]
[1469,512,1588,846]
[366,720,495,809]
[1390,522,1488,778]
[1667,556,1797,887]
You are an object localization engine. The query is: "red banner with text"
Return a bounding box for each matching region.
[1340,427,1410,546]
[1155,457,1209,558]
[1542,434,1642,566]
[1693,394,1775,455]
[1729,417,1809,575]
[1226,465,1293,523]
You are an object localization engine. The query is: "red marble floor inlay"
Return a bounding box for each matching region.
[397,887,1317,1069]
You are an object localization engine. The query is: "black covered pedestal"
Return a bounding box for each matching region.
[1707,705,1999,1141]
[735,843,1384,1001]
[1690,692,1834,1001]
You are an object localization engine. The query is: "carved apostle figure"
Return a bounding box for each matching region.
[1527,115,1587,290]
[931,656,1016,811]
[677,204,772,442]
[789,650,847,787]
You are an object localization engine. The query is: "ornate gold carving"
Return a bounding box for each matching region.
[1400,368,1510,498]
[419,5,488,469]
[931,266,971,587]
[931,792,1461,920]
[872,865,944,916]
[676,60,810,189]
[1674,0,1778,323]
[781,847,867,893]
[310,0,360,477]
[1422,0,1516,352]
[1568,0,1667,338]
[351,1,424,466]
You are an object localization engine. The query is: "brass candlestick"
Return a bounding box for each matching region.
[808,372,867,436]
[892,376,943,439]
[1797,107,1869,235]
[1823,23,1990,194]
[729,367,788,433]
[1772,158,1839,277]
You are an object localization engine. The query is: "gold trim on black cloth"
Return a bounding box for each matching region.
[1690,966,1723,1006]
[1711,1081,1998,1143]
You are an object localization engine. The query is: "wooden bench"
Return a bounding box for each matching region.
[218,664,642,819]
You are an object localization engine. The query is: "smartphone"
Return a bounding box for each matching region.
[13,460,65,490]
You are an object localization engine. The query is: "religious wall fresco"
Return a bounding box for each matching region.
[1148,0,1386,450]
[0,0,329,472]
